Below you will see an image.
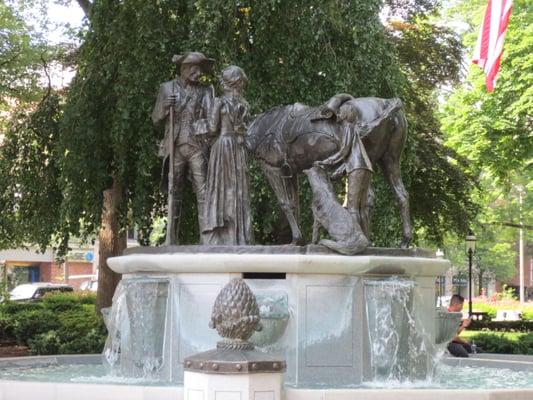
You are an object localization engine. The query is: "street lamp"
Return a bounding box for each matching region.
[466,230,476,317]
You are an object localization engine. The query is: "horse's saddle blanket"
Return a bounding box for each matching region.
[282,104,338,145]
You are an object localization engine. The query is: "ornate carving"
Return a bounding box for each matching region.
[209,278,262,350]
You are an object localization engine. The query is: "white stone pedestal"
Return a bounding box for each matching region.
[184,370,283,400]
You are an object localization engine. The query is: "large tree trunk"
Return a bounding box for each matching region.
[96,177,127,314]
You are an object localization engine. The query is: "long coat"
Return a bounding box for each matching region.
[151,78,214,192]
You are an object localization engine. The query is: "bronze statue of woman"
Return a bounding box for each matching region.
[203,66,254,245]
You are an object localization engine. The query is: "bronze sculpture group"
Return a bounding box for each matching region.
[152,52,412,254]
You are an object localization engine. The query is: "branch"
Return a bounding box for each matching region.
[40,53,52,101]
[483,222,533,231]
[0,50,23,68]
[76,0,93,17]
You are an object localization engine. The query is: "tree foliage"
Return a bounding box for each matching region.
[440,0,532,284]
[0,1,48,125]
[0,93,63,250]
[373,16,478,245]
[441,0,532,184]
[1,0,480,256]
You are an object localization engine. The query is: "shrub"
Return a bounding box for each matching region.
[40,291,96,311]
[469,320,533,332]
[468,332,533,355]
[28,331,61,355]
[2,292,105,354]
[41,293,82,313]
[0,301,43,315]
[517,334,533,355]
[25,306,106,355]
[469,333,516,354]
[57,328,106,354]
[0,312,15,342]
[13,309,61,345]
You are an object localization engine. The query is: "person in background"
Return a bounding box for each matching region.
[447,294,476,357]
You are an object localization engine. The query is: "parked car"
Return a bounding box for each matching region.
[8,283,74,301]
[80,279,98,292]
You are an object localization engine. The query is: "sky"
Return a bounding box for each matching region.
[26,1,86,87]
[39,1,86,44]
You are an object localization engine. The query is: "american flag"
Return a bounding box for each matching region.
[472,0,514,92]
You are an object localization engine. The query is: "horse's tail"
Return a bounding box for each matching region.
[386,97,408,153]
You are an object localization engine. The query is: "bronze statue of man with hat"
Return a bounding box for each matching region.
[152,52,215,244]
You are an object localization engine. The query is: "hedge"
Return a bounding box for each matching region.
[469,332,533,355]
[469,320,533,332]
[0,292,105,355]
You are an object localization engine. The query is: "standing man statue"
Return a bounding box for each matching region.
[152,52,215,245]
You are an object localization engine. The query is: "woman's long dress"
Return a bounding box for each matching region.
[203,97,254,245]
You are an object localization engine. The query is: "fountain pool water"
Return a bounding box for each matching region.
[1,355,533,400]
[2,359,533,389]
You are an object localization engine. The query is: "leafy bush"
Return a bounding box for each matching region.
[27,331,61,355]
[0,301,43,315]
[469,320,533,332]
[0,291,106,354]
[517,334,533,355]
[469,333,517,354]
[41,293,82,313]
[57,328,106,354]
[13,309,61,345]
[0,312,15,341]
[469,332,533,355]
[27,308,106,355]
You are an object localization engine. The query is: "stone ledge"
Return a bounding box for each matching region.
[108,249,449,277]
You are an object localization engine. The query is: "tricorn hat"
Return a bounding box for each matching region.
[172,52,215,73]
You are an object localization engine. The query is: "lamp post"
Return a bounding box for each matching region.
[466,231,476,317]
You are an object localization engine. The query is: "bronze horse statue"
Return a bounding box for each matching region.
[246,94,412,247]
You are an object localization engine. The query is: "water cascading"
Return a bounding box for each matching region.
[102,278,170,380]
[364,277,433,383]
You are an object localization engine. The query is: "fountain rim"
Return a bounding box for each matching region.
[107,246,450,277]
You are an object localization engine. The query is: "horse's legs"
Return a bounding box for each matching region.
[378,156,412,247]
[312,215,321,244]
[365,183,375,239]
[260,162,303,245]
[345,169,372,240]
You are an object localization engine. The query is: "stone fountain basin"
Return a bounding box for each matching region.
[103,246,451,387]
[1,354,533,400]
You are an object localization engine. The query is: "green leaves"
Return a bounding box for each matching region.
[442,0,532,184]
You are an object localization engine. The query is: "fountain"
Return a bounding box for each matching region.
[1,56,533,399]
[2,247,533,399]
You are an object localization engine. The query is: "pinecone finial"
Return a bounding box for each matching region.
[209,278,262,350]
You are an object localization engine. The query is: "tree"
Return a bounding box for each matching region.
[0,1,72,251]
[55,0,409,311]
[440,0,532,288]
[1,0,480,311]
[0,93,62,251]
[371,16,479,246]
[441,0,532,185]
[0,1,48,127]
